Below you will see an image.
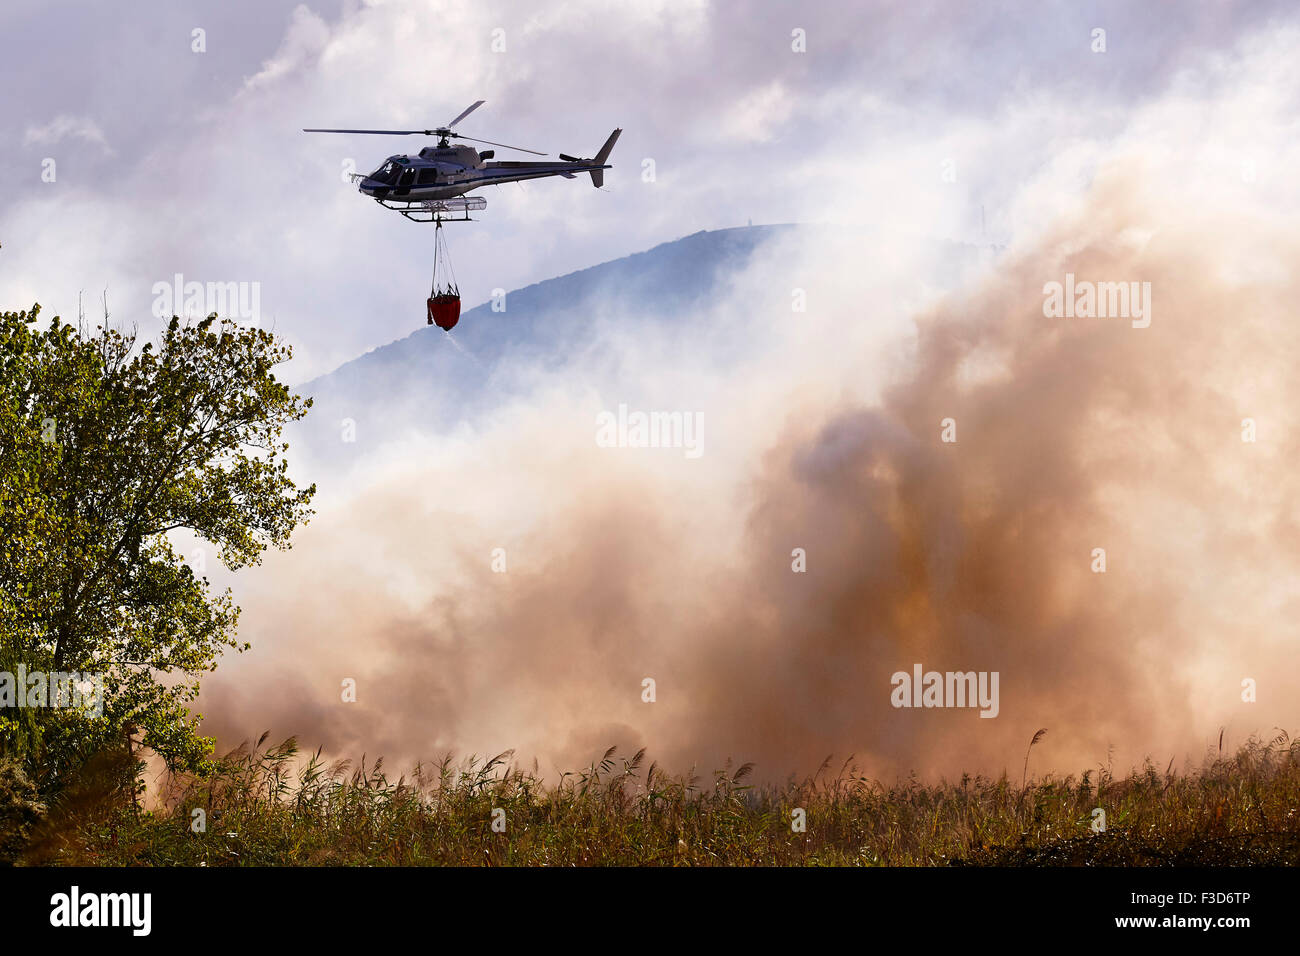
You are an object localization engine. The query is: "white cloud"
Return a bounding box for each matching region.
[241,4,332,93]
[22,114,113,154]
[719,80,793,143]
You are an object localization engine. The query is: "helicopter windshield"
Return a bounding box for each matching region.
[369,160,401,185]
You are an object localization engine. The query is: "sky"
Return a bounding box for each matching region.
[4,1,1300,783]
[1,0,1293,380]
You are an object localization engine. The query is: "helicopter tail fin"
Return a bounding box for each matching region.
[589,128,621,187]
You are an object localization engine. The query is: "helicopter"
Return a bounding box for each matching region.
[305,100,621,222]
[305,101,620,331]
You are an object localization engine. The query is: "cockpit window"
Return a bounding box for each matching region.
[369,161,400,185]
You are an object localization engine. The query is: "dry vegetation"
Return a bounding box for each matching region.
[16,730,1300,866]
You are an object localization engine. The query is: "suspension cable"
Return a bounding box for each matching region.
[430,219,459,296]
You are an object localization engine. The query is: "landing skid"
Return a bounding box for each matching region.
[375,196,487,223]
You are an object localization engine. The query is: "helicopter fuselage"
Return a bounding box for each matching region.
[352,129,621,208]
[306,102,620,210]
[358,144,483,201]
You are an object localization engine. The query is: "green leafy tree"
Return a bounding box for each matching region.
[0,304,314,792]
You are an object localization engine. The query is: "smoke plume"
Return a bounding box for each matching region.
[196,36,1300,784]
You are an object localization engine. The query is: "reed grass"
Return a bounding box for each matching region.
[19,729,1300,866]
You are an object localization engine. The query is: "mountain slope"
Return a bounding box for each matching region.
[289,224,986,468]
[291,224,798,460]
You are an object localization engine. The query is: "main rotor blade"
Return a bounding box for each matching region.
[453,133,547,156]
[302,128,431,135]
[445,100,485,129]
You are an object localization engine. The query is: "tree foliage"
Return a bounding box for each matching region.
[0,304,314,791]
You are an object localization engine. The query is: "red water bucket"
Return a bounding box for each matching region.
[427,294,461,331]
